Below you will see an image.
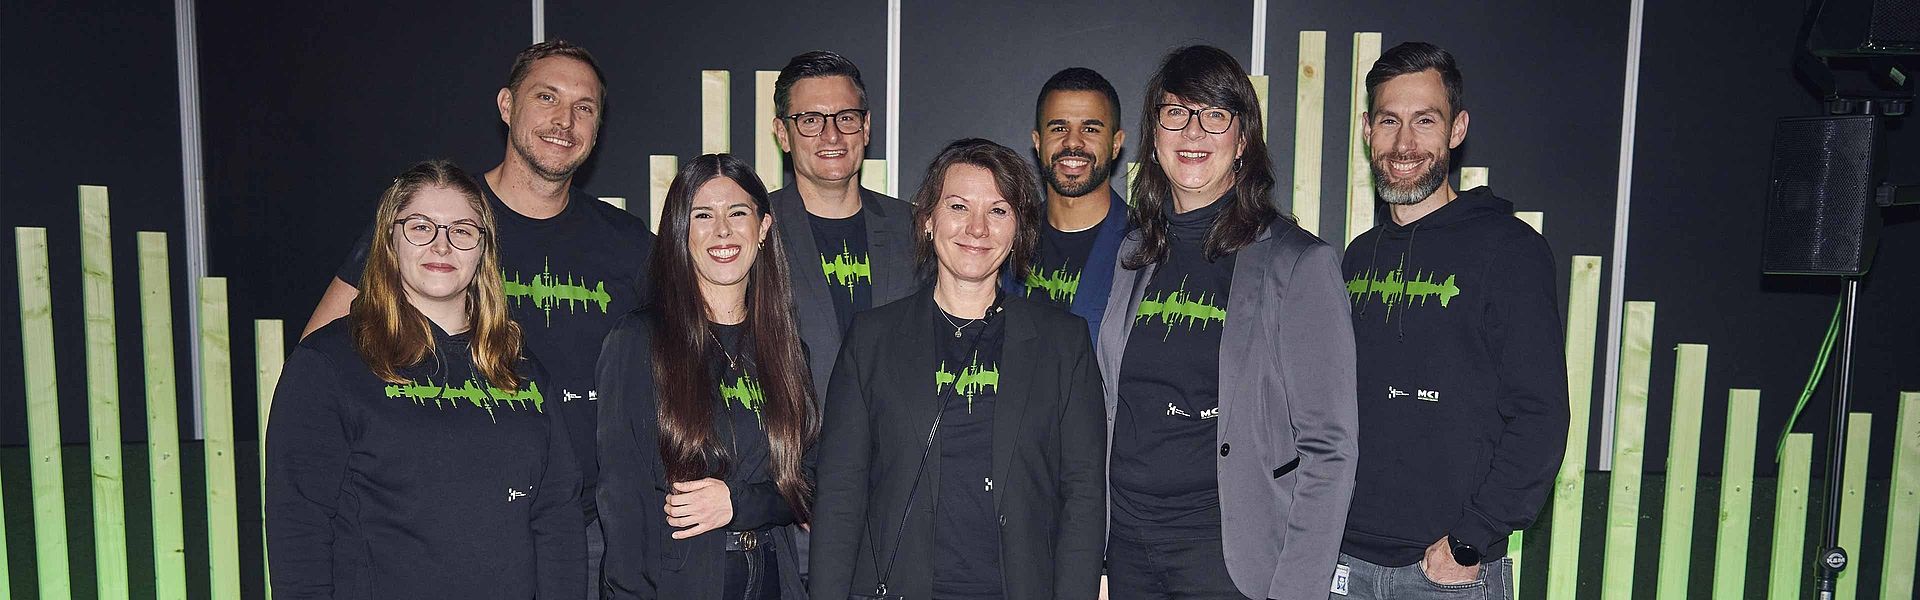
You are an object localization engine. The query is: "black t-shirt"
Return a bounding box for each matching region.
[1020,220,1101,312]
[265,320,581,598]
[335,174,653,516]
[808,212,874,332]
[1110,198,1234,541]
[708,322,772,495]
[930,299,1007,599]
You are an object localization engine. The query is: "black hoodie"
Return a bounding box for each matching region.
[266,319,584,599]
[1339,187,1569,566]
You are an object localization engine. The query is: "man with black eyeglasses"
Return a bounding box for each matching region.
[768,50,919,399]
[301,40,652,599]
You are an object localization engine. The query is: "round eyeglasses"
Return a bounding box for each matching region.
[393,216,486,251]
[1155,104,1238,135]
[783,108,869,137]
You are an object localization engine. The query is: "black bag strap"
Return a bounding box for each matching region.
[863,309,995,596]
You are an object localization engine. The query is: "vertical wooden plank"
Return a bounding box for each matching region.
[598,196,627,211]
[1124,162,1140,205]
[1343,32,1382,246]
[1836,412,1871,599]
[756,70,785,191]
[1600,301,1656,600]
[861,158,887,195]
[80,186,132,599]
[649,155,678,234]
[1884,392,1920,600]
[1770,433,1814,600]
[1460,166,1489,190]
[1713,389,1760,600]
[1655,343,1709,599]
[701,69,730,154]
[1547,255,1603,600]
[1291,31,1326,237]
[201,277,241,599]
[138,232,188,600]
[255,319,285,599]
[1516,211,1545,234]
[16,226,74,599]
[1248,74,1270,143]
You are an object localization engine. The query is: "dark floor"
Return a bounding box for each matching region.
[2,443,1915,599]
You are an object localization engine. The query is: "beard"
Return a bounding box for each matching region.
[1371,149,1450,205]
[1040,148,1111,198]
[511,129,589,182]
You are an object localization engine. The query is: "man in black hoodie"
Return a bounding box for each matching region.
[1335,42,1569,599]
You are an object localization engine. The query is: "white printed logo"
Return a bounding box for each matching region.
[983,477,993,492]
[1199,407,1219,420]
[1167,403,1192,417]
[563,389,582,403]
[506,487,528,502]
[1387,386,1409,399]
[1417,389,1440,402]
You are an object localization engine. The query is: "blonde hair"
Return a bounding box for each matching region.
[351,160,524,390]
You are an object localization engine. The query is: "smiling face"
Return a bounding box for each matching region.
[392,185,486,312]
[1152,93,1245,208]
[924,164,1017,287]
[497,56,603,182]
[1033,90,1125,198]
[1364,69,1468,206]
[772,75,870,187]
[687,177,773,302]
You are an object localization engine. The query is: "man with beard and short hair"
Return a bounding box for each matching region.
[1004,67,1130,341]
[301,40,651,599]
[1334,41,1567,600]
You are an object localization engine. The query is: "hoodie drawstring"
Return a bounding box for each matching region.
[1396,222,1423,341]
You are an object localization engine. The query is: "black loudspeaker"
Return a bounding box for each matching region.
[1812,0,1920,56]
[1761,115,1885,276]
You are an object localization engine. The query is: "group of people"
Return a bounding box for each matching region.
[265,38,1570,600]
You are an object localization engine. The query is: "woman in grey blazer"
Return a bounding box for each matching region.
[1097,45,1358,600]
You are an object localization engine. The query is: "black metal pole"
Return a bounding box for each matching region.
[1813,277,1859,599]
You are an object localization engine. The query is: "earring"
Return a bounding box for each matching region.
[1233,157,1243,172]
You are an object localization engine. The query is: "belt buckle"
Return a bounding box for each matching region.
[737,530,759,551]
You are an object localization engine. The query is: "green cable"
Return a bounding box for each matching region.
[1776,297,1845,462]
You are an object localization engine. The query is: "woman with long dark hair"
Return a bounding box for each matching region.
[598,153,816,599]
[809,138,1107,600]
[1097,45,1358,600]
[266,160,583,599]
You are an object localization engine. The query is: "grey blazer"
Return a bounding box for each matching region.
[1096,220,1359,600]
[770,185,921,399]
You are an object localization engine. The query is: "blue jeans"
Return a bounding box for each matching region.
[1331,553,1513,600]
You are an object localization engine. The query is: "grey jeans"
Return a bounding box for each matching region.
[1331,553,1513,600]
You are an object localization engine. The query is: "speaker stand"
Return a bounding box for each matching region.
[1812,276,1859,599]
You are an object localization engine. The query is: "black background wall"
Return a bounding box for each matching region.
[3,0,1918,523]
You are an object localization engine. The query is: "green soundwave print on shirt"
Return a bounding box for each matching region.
[385,378,546,423]
[933,352,1000,413]
[820,242,872,301]
[1345,255,1460,321]
[1134,276,1228,340]
[1023,264,1082,304]
[719,374,766,425]
[502,257,613,326]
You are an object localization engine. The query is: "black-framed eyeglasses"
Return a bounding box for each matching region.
[392,216,486,251]
[782,108,869,137]
[1155,104,1237,135]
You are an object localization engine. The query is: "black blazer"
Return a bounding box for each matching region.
[596,310,809,599]
[809,288,1107,600]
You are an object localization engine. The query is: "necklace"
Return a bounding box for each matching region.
[707,328,740,369]
[940,310,980,338]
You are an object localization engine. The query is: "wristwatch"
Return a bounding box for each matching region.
[1447,534,1480,566]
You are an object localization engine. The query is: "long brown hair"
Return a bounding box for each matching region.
[351,160,523,390]
[1124,45,1283,269]
[650,154,817,522]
